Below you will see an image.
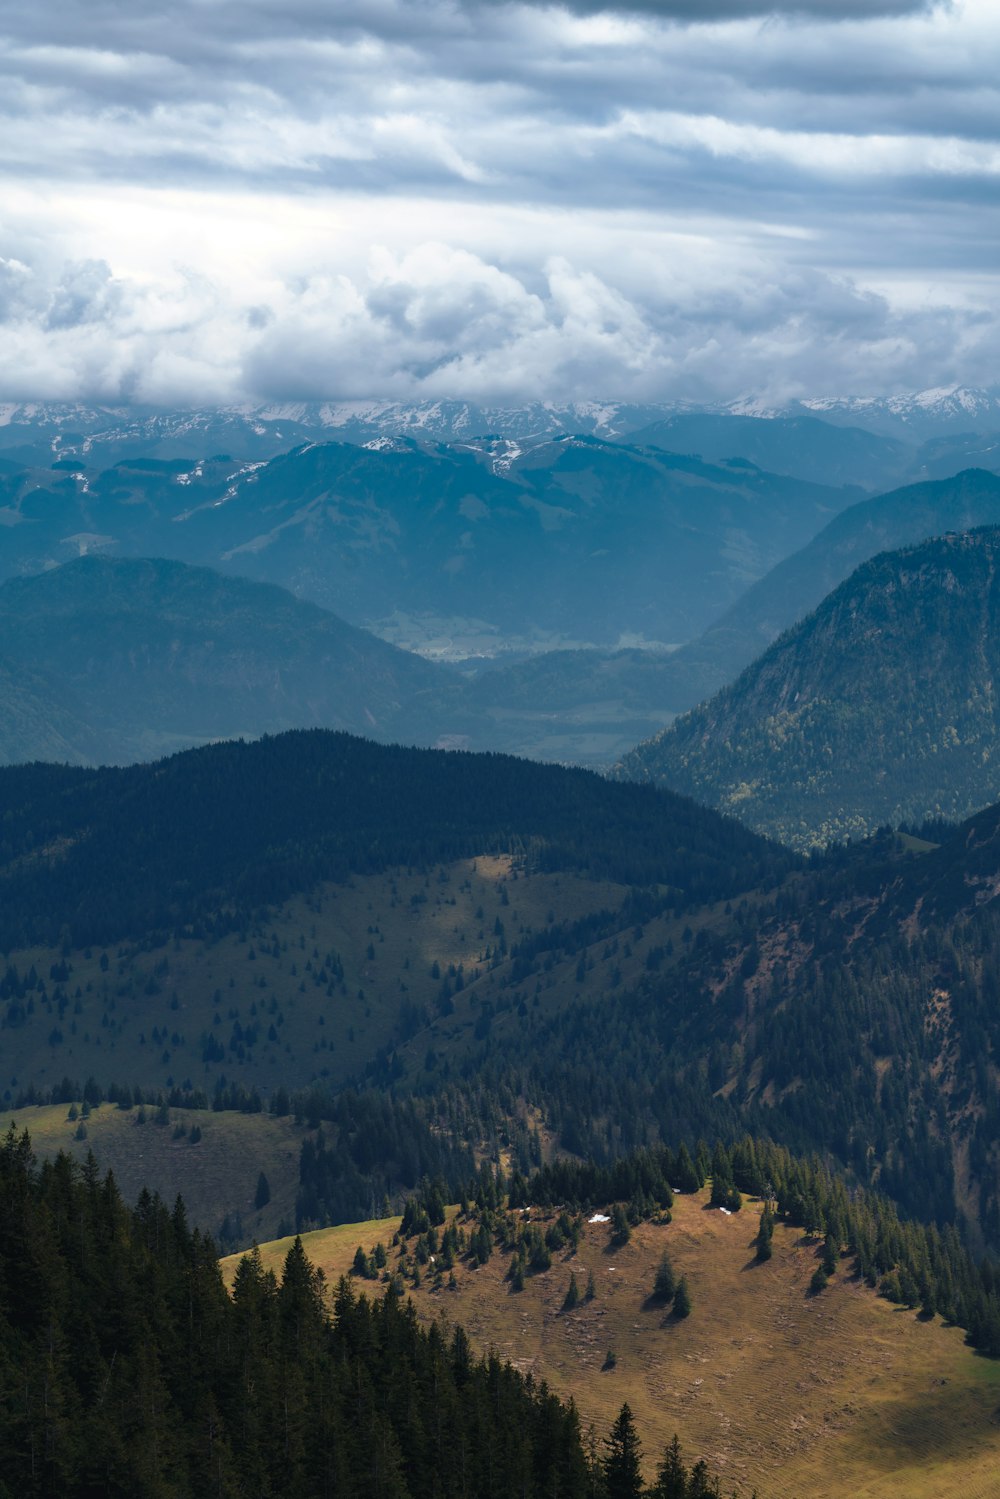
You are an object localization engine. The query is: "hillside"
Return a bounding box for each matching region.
[647,467,1000,713]
[0,728,787,952]
[625,412,913,491]
[0,1101,308,1246]
[0,657,105,766]
[13,728,1000,1259]
[618,527,1000,848]
[226,1189,1000,1499]
[0,733,788,1165]
[0,1131,601,1499]
[0,557,685,769]
[0,556,477,765]
[9,727,1000,1252]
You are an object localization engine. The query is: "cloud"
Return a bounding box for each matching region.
[0,0,995,404]
[1,207,997,409]
[522,0,937,15]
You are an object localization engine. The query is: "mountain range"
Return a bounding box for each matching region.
[9,467,1000,776]
[0,435,861,657]
[2,383,998,466]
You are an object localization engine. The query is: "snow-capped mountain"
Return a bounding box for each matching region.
[796,385,1000,440]
[0,399,683,469]
[1,387,997,473]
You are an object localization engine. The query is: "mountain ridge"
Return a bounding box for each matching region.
[0,555,472,765]
[648,467,1000,713]
[617,524,1000,848]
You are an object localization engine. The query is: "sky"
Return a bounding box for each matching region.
[0,0,998,407]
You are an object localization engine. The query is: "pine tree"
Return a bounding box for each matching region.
[688,1458,716,1498]
[674,1143,702,1194]
[821,1231,838,1277]
[652,1250,676,1304]
[611,1202,631,1246]
[653,1434,688,1499]
[809,1264,829,1295]
[255,1171,271,1209]
[673,1276,692,1319]
[603,1402,643,1499]
[755,1205,774,1262]
[563,1271,581,1311]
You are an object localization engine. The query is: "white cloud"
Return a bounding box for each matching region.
[0,0,996,403]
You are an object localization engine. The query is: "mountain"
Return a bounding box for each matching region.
[618,526,1000,848]
[0,557,739,770]
[0,728,788,953]
[796,384,1000,442]
[650,467,1000,714]
[0,436,860,656]
[0,398,680,469]
[623,412,914,492]
[0,556,477,764]
[222,1184,1000,1499]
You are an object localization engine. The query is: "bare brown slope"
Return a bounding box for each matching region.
[226,1191,1000,1499]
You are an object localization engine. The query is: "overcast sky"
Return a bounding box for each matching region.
[0,0,997,406]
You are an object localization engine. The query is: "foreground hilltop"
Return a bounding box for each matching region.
[226,1184,1000,1499]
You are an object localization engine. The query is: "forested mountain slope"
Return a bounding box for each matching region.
[618,527,1000,847]
[0,1126,607,1499]
[9,729,1000,1252]
[0,729,789,951]
[653,467,1000,713]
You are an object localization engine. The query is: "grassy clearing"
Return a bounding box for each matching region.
[2,1102,309,1245]
[224,1190,1000,1499]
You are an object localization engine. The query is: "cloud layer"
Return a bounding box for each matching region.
[0,0,996,405]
